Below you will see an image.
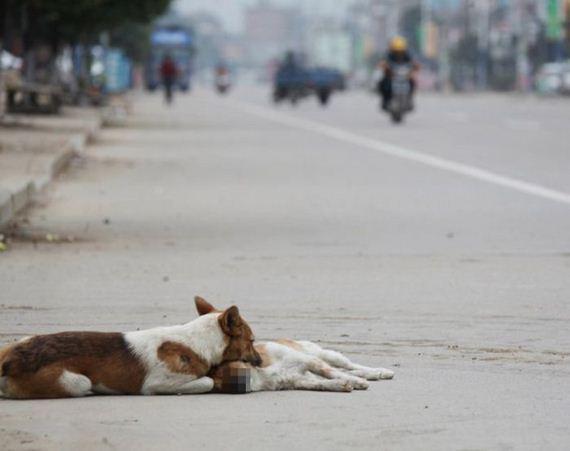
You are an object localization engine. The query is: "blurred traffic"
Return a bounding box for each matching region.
[2,1,570,120]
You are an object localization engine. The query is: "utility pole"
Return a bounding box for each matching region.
[421,0,432,58]
[475,0,491,90]
[513,0,528,90]
[437,0,451,91]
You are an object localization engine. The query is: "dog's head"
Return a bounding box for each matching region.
[194,296,262,367]
[209,361,252,394]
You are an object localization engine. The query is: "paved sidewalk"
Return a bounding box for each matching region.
[0,108,101,230]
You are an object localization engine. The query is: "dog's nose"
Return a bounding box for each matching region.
[251,354,262,366]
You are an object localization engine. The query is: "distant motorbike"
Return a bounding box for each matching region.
[215,73,231,95]
[385,63,414,123]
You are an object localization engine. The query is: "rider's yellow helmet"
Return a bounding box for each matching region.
[390,36,408,52]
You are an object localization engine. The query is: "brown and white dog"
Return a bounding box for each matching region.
[0,299,260,399]
[193,299,395,394]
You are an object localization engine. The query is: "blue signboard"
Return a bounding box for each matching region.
[105,49,131,93]
[151,30,192,47]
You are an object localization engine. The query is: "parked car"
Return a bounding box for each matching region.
[535,62,570,95]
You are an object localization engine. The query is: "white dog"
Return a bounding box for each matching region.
[193,298,395,393]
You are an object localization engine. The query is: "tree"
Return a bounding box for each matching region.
[2,0,172,81]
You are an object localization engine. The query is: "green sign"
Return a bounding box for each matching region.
[546,0,563,40]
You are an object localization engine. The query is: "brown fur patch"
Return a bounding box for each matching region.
[0,343,17,375]
[1,332,146,398]
[5,365,68,399]
[253,343,272,367]
[275,339,303,351]
[157,341,209,376]
[208,343,271,394]
[220,316,261,366]
[194,296,220,315]
[209,361,251,393]
[193,299,262,367]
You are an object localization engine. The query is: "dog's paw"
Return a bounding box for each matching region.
[350,378,369,390]
[377,368,394,380]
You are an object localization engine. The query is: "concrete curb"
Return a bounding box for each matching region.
[0,121,98,232]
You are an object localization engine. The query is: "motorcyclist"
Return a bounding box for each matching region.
[214,63,231,93]
[378,36,419,111]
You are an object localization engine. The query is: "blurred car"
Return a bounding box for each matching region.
[535,62,570,95]
[273,64,346,106]
[306,67,346,106]
[308,67,346,91]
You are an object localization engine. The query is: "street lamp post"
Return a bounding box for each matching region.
[476,0,491,90]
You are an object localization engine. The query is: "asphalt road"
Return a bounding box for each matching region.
[1,87,569,450]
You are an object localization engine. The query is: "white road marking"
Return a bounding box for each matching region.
[231,101,570,206]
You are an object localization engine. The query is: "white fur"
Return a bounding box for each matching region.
[59,371,92,397]
[241,340,393,393]
[295,341,395,380]
[125,313,227,395]
[145,376,214,395]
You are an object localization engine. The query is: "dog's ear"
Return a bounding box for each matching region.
[195,296,217,316]
[219,305,242,336]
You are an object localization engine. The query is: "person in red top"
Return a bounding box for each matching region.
[160,54,178,104]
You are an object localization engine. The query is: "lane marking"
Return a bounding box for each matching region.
[231,101,570,206]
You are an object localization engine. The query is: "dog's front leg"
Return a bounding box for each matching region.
[176,376,215,394]
[143,376,214,395]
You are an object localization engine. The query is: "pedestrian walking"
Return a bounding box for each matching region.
[160,54,178,104]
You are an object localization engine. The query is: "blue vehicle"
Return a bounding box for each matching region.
[273,53,311,105]
[146,26,194,92]
[273,53,345,107]
[307,67,346,106]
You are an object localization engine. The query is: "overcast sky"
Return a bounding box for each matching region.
[175,0,357,33]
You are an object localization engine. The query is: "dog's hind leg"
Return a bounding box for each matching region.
[305,358,369,390]
[347,367,394,380]
[297,341,394,380]
[58,371,93,397]
[291,373,352,392]
[2,366,92,399]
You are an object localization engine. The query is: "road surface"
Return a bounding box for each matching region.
[1,87,569,450]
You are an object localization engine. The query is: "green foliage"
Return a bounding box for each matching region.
[19,0,172,44]
[110,23,152,63]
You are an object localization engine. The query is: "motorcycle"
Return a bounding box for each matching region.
[386,63,414,124]
[215,73,231,95]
